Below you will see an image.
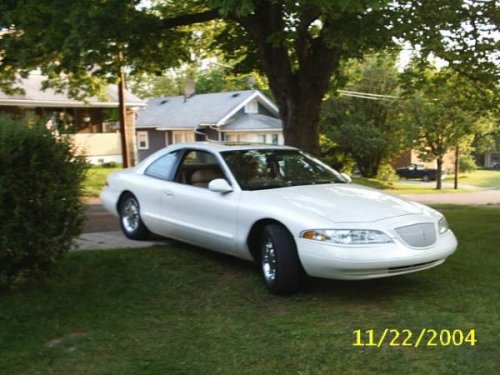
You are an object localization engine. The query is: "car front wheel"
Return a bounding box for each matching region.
[260,224,304,295]
[119,194,151,240]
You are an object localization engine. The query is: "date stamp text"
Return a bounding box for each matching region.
[353,328,477,347]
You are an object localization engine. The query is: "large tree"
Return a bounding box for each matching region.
[1,1,497,155]
[401,65,498,189]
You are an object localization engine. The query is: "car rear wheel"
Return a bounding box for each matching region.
[259,224,304,295]
[422,174,430,182]
[119,194,151,240]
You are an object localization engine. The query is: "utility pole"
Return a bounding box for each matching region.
[118,50,130,168]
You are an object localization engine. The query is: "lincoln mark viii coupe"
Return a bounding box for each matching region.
[101,143,457,294]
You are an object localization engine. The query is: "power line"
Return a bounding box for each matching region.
[337,89,399,100]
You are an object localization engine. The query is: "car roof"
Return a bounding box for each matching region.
[166,141,298,152]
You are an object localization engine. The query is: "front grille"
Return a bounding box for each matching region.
[395,223,436,248]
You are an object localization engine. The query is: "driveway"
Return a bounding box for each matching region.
[76,197,170,251]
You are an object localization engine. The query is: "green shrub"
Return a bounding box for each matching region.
[459,154,477,173]
[375,163,398,182]
[100,161,119,168]
[0,115,88,288]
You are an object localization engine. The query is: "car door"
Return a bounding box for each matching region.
[407,164,418,179]
[135,150,182,234]
[156,149,240,255]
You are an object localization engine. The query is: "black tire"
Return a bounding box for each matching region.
[119,193,151,240]
[259,224,304,295]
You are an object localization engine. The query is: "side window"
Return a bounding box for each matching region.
[144,151,179,180]
[176,150,226,188]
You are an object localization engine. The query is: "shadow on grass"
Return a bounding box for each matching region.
[165,240,440,301]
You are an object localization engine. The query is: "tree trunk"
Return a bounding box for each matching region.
[236,3,342,156]
[454,146,459,189]
[118,51,130,168]
[281,88,327,156]
[436,157,443,190]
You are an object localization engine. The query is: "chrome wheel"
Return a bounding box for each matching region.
[259,224,303,295]
[262,238,277,283]
[119,194,151,240]
[121,198,140,233]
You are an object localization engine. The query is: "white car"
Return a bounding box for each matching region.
[101,142,457,294]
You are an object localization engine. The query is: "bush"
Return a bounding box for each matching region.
[375,163,398,182]
[319,134,355,174]
[100,161,119,168]
[459,154,477,174]
[0,115,88,288]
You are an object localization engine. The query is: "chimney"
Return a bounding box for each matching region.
[184,79,195,100]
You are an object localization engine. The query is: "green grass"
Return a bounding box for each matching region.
[352,176,394,190]
[83,166,120,197]
[389,182,473,195]
[446,169,500,189]
[352,177,472,194]
[1,207,499,374]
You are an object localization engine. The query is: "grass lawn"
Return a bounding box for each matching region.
[1,206,498,374]
[352,177,472,194]
[83,166,120,197]
[446,169,500,189]
[389,182,473,195]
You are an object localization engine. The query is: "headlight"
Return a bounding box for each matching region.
[301,229,392,245]
[438,217,449,234]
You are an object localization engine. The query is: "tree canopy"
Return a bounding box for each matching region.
[1,0,498,154]
[321,53,405,178]
[401,64,498,188]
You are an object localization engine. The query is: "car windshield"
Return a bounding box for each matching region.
[221,149,346,191]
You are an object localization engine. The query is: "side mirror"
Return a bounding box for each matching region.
[340,173,352,183]
[208,178,234,193]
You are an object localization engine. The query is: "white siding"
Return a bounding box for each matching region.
[71,133,122,162]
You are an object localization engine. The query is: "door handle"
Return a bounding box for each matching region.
[163,190,174,197]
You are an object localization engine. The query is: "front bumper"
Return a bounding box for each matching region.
[296,230,457,280]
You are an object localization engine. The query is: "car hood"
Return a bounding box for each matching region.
[258,183,427,223]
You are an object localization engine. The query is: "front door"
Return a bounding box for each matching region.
[158,149,240,255]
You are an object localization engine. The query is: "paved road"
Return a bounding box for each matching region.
[80,190,500,251]
[84,198,120,233]
[78,197,169,251]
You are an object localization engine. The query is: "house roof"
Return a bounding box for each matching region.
[136,90,280,130]
[0,73,145,108]
[222,113,282,132]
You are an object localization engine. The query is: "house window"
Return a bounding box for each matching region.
[172,131,195,144]
[245,99,258,114]
[271,134,279,145]
[137,131,149,150]
[257,134,266,143]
